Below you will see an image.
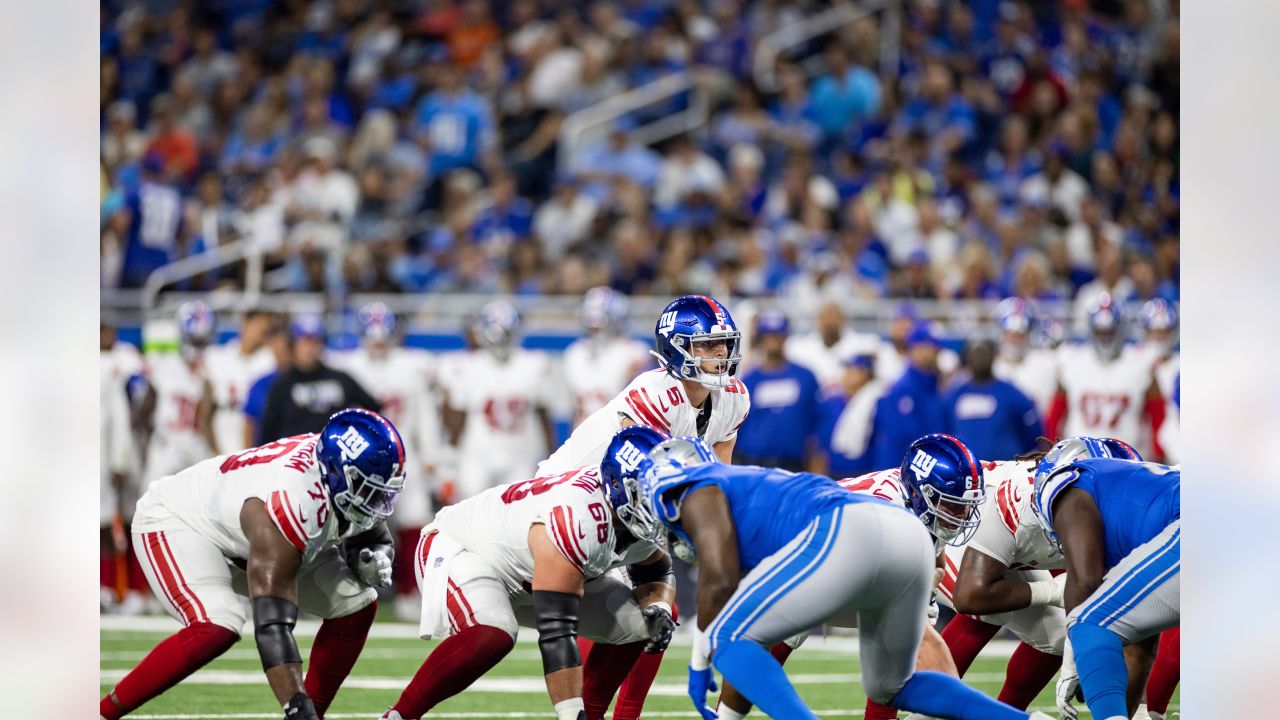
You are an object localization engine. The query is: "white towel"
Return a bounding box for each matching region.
[830,381,885,460]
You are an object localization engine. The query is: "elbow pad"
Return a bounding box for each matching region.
[532,590,581,675]
[627,553,675,588]
[252,595,302,670]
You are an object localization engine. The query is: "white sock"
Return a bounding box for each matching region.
[716,705,748,720]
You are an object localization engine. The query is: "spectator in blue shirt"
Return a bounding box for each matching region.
[870,322,947,469]
[571,117,662,201]
[809,44,881,149]
[734,311,822,472]
[119,153,185,288]
[891,59,977,165]
[816,354,884,478]
[415,63,495,198]
[943,338,1042,460]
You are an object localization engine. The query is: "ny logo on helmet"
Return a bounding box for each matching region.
[658,311,679,337]
[909,449,938,483]
[615,441,648,474]
[337,426,370,461]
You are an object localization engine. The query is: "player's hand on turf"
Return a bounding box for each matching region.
[283,692,320,720]
[641,602,677,653]
[1055,666,1080,719]
[355,546,394,588]
[687,666,718,720]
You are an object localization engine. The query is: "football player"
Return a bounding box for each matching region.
[536,294,751,720]
[380,426,678,720]
[620,436,1050,720]
[100,409,407,720]
[1031,448,1179,720]
[443,300,557,500]
[539,294,750,475]
[991,297,1058,416]
[202,308,277,455]
[1138,299,1179,463]
[1050,294,1162,456]
[718,434,978,720]
[330,303,441,616]
[137,301,217,486]
[562,287,651,427]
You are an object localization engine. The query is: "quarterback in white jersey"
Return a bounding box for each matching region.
[202,309,276,455]
[443,301,557,500]
[102,409,407,720]
[540,295,750,476]
[992,298,1059,416]
[138,302,217,486]
[563,287,651,425]
[1055,295,1160,456]
[381,427,677,720]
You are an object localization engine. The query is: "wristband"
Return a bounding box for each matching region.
[647,601,674,617]
[1028,578,1064,608]
[689,628,711,671]
[553,697,585,720]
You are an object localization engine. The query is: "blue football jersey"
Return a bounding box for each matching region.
[663,463,883,571]
[1055,458,1180,568]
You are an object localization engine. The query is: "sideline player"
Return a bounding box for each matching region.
[1049,294,1162,455]
[562,287,651,427]
[137,301,217,485]
[202,308,277,455]
[1031,451,1180,720]
[536,294,751,720]
[100,409,407,720]
[621,436,1050,720]
[380,426,678,720]
[443,300,557,499]
[330,302,440,616]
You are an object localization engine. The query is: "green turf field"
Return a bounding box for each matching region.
[101,617,1177,719]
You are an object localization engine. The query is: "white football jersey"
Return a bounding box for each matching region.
[447,349,555,480]
[960,459,1061,572]
[431,465,659,594]
[785,331,878,386]
[144,352,213,481]
[994,348,1059,416]
[1057,343,1153,454]
[102,359,136,523]
[103,341,144,383]
[331,347,435,468]
[538,368,751,476]
[203,342,276,454]
[133,434,340,564]
[562,336,651,426]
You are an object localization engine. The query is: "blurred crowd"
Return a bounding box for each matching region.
[101,0,1179,318]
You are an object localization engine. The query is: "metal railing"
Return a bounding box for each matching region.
[138,238,265,316]
[557,72,712,169]
[753,0,901,93]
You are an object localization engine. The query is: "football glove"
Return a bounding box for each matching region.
[641,602,677,654]
[688,630,717,720]
[354,546,394,588]
[1056,639,1081,720]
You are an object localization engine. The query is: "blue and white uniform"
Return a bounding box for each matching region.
[1035,458,1180,720]
[654,462,1033,720]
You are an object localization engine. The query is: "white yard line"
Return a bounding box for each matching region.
[100,616,1024,658]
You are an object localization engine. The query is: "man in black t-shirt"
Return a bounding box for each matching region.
[260,315,380,439]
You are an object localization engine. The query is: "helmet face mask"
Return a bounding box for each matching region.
[582,287,629,338]
[600,427,671,547]
[472,301,521,361]
[317,410,407,538]
[652,296,743,389]
[177,300,215,361]
[1088,295,1126,361]
[899,435,986,547]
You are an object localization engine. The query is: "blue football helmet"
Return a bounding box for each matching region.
[899,434,987,546]
[471,300,521,361]
[651,295,742,388]
[1139,298,1178,353]
[582,287,630,336]
[638,436,719,562]
[995,297,1035,361]
[316,408,407,537]
[358,302,398,344]
[177,300,215,361]
[599,426,671,545]
[1030,435,1142,550]
[1087,293,1126,361]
